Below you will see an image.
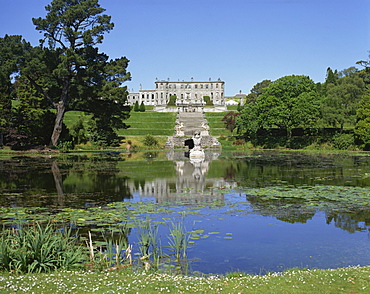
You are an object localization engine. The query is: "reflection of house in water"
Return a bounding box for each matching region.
[126,151,236,203]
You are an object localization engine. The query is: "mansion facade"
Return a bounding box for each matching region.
[127,78,226,112]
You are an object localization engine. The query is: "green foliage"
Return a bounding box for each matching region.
[139,102,146,112]
[167,213,190,261]
[86,116,121,147]
[133,101,139,112]
[4,0,131,146]
[322,70,365,130]
[57,141,73,152]
[355,87,370,149]
[0,223,85,273]
[69,117,87,145]
[143,134,159,147]
[205,99,214,106]
[203,96,214,106]
[332,133,355,150]
[167,95,177,106]
[245,79,271,103]
[237,75,322,139]
[4,77,55,148]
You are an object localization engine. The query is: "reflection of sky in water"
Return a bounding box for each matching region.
[1,151,370,274]
[144,201,370,275]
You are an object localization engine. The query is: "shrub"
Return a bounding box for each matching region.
[232,139,246,146]
[139,102,146,112]
[332,133,355,150]
[143,134,159,147]
[133,101,139,112]
[167,95,177,107]
[57,141,73,152]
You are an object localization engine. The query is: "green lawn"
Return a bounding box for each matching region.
[205,112,232,136]
[1,266,369,293]
[63,110,230,140]
[118,111,177,137]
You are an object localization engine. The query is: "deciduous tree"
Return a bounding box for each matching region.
[355,87,370,149]
[255,75,321,138]
[322,71,365,131]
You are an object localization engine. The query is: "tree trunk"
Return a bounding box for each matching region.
[51,160,64,206]
[51,101,66,146]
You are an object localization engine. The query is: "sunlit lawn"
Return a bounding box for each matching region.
[1,266,370,293]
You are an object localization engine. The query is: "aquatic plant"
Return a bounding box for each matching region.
[86,226,131,271]
[0,223,84,273]
[167,212,190,261]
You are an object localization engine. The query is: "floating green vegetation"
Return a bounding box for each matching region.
[244,185,370,206]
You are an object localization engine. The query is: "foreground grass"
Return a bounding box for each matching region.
[1,266,370,293]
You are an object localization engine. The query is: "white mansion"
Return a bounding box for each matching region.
[127,78,227,112]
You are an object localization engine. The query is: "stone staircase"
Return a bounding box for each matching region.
[178,113,207,136]
[166,112,221,149]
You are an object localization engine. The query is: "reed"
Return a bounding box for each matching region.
[167,212,190,261]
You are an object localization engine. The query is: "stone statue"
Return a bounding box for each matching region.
[200,121,210,136]
[175,122,184,136]
[192,132,202,151]
[190,132,205,159]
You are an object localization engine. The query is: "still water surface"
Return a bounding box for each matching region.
[1,150,370,274]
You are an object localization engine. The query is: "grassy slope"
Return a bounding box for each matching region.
[205,112,232,137]
[118,111,177,136]
[64,110,231,138]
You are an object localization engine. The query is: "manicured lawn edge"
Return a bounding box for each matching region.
[1,266,369,293]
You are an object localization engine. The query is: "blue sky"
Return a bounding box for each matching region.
[0,0,369,96]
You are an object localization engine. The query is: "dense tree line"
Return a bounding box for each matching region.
[0,0,131,149]
[235,64,370,150]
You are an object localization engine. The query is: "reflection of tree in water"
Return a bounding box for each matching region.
[325,209,370,234]
[59,154,132,206]
[234,151,370,188]
[224,164,237,181]
[246,194,316,223]
[142,152,158,161]
[247,190,370,232]
[0,154,132,208]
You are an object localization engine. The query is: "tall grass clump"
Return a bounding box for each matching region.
[0,223,85,273]
[167,212,190,262]
[86,226,132,271]
[136,220,162,269]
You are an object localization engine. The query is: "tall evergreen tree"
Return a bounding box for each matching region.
[15,0,131,146]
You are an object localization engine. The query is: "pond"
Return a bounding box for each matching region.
[1,150,370,275]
